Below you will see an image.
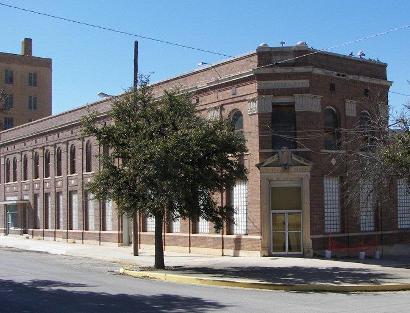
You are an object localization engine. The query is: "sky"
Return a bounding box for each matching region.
[0,0,409,115]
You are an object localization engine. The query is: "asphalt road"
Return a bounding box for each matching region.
[0,247,409,313]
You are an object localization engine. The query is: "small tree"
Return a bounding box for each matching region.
[82,78,247,269]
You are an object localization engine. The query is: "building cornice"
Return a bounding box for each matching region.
[254,66,392,86]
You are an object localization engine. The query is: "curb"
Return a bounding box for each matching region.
[119,268,410,292]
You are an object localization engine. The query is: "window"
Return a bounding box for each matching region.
[397,179,410,229]
[231,180,248,235]
[364,88,369,97]
[56,147,62,176]
[198,217,209,234]
[4,94,13,110]
[324,107,340,150]
[272,104,296,150]
[28,96,38,111]
[84,192,95,231]
[324,177,341,233]
[69,144,76,174]
[12,157,17,182]
[5,159,10,183]
[359,111,374,149]
[23,155,28,180]
[33,152,40,179]
[33,194,40,229]
[44,193,51,229]
[69,191,78,230]
[28,72,37,87]
[44,150,50,178]
[170,217,180,233]
[85,140,92,172]
[105,200,113,231]
[146,216,155,232]
[56,192,63,229]
[231,110,244,134]
[360,181,375,231]
[4,117,14,130]
[5,69,13,84]
[330,83,336,92]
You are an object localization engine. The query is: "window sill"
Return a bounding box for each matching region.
[320,149,346,154]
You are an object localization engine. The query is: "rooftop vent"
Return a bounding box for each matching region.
[296,41,308,47]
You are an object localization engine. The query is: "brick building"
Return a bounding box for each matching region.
[1,43,409,257]
[0,38,52,130]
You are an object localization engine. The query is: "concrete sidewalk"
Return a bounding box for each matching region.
[1,234,410,291]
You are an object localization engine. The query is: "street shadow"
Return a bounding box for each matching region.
[170,266,399,285]
[330,256,410,270]
[0,279,228,313]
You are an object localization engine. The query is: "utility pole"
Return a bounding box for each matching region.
[133,40,139,256]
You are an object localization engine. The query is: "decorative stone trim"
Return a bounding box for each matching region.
[345,100,357,117]
[257,80,309,90]
[248,96,273,115]
[294,94,322,112]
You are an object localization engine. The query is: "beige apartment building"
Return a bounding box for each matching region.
[0,38,52,130]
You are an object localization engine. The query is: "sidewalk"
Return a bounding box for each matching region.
[2,234,410,291]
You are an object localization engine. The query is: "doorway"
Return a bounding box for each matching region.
[271,186,302,254]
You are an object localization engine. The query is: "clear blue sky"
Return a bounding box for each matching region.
[0,0,409,115]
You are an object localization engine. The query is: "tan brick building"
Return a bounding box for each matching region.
[1,43,409,257]
[0,38,52,130]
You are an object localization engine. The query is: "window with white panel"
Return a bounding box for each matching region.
[397,179,410,229]
[231,180,248,235]
[146,216,155,232]
[56,192,63,229]
[324,177,341,233]
[198,217,209,234]
[360,181,375,231]
[105,200,113,231]
[85,192,95,231]
[69,191,79,230]
[171,217,180,233]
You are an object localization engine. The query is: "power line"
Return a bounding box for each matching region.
[389,91,410,97]
[0,1,233,58]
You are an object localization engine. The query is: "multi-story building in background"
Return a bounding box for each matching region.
[1,42,409,257]
[0,38,52,130]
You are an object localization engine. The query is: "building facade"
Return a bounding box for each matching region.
[0,38,52,130]
[1,43,409,257]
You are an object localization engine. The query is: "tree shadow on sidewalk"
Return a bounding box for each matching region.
[171,266,401,285]
[0,279,228,313]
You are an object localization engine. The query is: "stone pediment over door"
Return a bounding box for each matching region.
[256,148,312,170]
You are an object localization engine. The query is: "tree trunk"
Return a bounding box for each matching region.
[154,213,165,269]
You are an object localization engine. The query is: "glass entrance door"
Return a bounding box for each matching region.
[271,186,303,254]
[272,212,302,253]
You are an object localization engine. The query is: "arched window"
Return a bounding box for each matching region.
[33,152,40,179]
[85,140,92,172]
[44,150,51,178]
[231,110,243,134]
[359,111,373,149]
[23,155,28,181]
[69,144,76,174]
[56,147,62,176]
[12,157,17,182]
[5,159,10,183]
[324,107,340,150]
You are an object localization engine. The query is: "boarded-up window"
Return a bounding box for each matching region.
[360,181,375,231]
[271,105,296,150]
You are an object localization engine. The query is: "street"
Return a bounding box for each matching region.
[0,247,409,313]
